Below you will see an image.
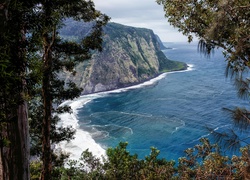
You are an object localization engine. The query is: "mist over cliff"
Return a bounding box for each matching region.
[59,20,187,94]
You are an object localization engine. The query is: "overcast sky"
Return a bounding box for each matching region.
[92,0,190,42]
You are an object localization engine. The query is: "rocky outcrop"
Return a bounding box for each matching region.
[60,21,187,94]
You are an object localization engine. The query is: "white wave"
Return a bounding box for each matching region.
[171,119,186,134]
[105,73,168,93]
[97,64,194,94]
[56,96,106,161]
[187,64,195,71]
[56,66,195,161]
[185,124,232,145]
[120,111,153,118]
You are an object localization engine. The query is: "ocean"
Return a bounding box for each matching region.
[58,42,249,161]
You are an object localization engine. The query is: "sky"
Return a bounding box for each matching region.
[92,0,190,42]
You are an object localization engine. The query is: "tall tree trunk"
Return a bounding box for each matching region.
[0,2,30,177]
[17,100,30,179]
[1,100,30,180]
[41,34,53,180]
[41,74,52,180]
[40,1,55,178]
[4,102,30,180]
[0,149,2,180]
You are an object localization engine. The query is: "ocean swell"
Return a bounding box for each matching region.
[56,65,194,161]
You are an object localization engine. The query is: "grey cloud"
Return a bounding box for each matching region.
[93,0,189,42]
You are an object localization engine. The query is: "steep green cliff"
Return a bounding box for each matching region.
[60,21,187,94]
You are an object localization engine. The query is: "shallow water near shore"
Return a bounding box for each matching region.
[59,42,249,161]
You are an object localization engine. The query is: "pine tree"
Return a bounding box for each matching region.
[0,1,109,179]
[0,0,36,179]
[26,1,109,179]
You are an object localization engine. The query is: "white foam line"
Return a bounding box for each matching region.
[185,124,232,145]
[56,65,195,161]
[95,64,194,94]
[56,96,106,161]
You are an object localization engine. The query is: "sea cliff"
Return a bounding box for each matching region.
[59,20,187,94]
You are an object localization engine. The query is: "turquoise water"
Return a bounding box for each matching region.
[75,42,249,160]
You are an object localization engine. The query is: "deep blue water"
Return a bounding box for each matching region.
[77,42,249,160]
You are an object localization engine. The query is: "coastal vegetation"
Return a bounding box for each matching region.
[0,0,250,179]
[30,139,250,179]
[0,0,108,179]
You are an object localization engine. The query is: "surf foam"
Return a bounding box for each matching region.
[56,95,106,161]
[56,65,194,161]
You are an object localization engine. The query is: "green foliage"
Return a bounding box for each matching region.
[157,0,250,152]
[30,161,43,180]
[1,0,107,178]
[39,139,249,179]
[0,1,40,179]
[104,142,142,179]
[106,23,187,73]
[0,0,27,123]
[157,0,250,73]
[0,0,110,179]
[176,138,250,179]
[23,1,110,178]
[157,51,187,72]
[141,147,175,179]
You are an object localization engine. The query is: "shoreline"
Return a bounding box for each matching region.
[81,63,190,96]
[56,64,194,160]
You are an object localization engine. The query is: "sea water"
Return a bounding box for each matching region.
[58,42,249,161]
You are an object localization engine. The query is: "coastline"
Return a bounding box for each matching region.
[56,64,194,160]
[81,63,189,96]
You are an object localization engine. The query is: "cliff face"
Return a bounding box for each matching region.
[60,21,186,94]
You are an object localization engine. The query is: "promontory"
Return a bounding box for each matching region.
[59,20,187,94]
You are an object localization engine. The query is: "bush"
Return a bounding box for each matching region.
[32,138,250,179]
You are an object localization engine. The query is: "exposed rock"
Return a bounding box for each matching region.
[60,21,187,94]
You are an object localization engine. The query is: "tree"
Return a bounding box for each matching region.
[58,139,250,179]
[156,0,250,64]
[0,0,37,179]
[157,0,250,148]
[26,1,109,179]
[0,0,109,179]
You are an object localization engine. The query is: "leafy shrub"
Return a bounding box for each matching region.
[31,138,250,179]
